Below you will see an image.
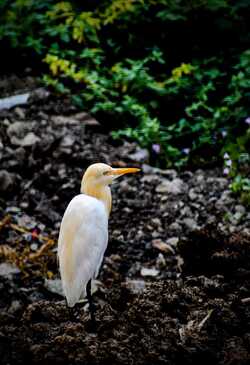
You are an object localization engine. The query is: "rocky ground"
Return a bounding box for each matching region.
[0,79,250,364]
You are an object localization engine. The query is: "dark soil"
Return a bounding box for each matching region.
[0,78,249,365]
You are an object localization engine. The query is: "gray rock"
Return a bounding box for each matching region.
[156,253,167,269]
[11,132,40,147]
[140,267,159,277]
[152,231,160,238]
[142,164,160,174]
[0,170,14,192]
[229,225,236,233]
[207,177,228,189]
[180,206,192,217]
[218,222,228,234]
[242,228,250,235]
[29,88,50,102]
[129,148,149,162]
[220,190,232,201]
[141,174,160,183]
[188,188,198,201]
[7,121,27,138]
[128,261,141,276]
[30,243,38,251]
[151,218,162,227]
[125,279,145,294]
[3,118,10,127]
[44,279,64,296]
[142,164,174,176]
[215,190,234,210]
[7,121,40,146]
[183,218,199,231]
[51,115,79,126]
[207,215,216,224]
[160,169,177,179]
[156,178,187,195]
[190,202,202,210]
[166,237,179,246]
[8,300,23,315]
[135,229,144,240]
[0,263,20,278]
[235,205,246,215]
[233,212,243,223]
[15,147,26,163]
[20,202,29,209]
[169,222,182,233]
[14,107,26,119]
[60,135,75,148]
[196,174,204,183]
[119,180,130,193]
[73,111,96,122]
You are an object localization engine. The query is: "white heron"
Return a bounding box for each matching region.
[58,163,140,324]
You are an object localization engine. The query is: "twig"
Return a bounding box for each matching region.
[28,239,55,261]
[0,215,56,262]
[9,222,54,244]
[197,309,214,330]
[0,244,17,261]
[0,215,11,232]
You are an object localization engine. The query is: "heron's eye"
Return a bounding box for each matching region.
[103,171,110,176]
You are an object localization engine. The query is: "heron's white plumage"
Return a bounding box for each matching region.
[58,194,108,307]
[58,163,140,310]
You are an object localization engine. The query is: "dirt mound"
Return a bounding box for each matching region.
[1,276,250,365]
[180,227,250,277]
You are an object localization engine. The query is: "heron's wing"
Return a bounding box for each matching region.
[58,194,108,307]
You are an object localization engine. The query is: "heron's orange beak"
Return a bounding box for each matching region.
[109,167,140,176]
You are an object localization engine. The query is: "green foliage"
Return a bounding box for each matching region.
[0,0,250,177]
[230,175,250,207]
[223,125,250,205]
[230,175,250,194]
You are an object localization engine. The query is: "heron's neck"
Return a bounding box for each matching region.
[81,181,111,216]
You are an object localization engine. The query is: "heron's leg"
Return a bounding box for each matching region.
[86,279,96,329]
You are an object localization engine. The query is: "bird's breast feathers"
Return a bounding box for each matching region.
[62,194,108,226]
[58,194,108,306]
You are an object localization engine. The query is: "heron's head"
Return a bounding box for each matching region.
[81,163,140,191]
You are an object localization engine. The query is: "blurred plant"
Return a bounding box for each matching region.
[0,0,249,168]
[223,126,250,206]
